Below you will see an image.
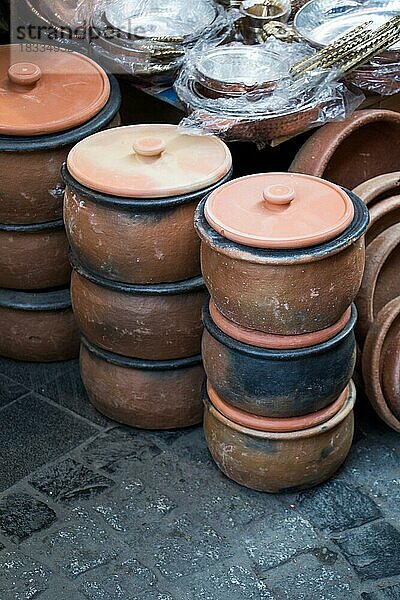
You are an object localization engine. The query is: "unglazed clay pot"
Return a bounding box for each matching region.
[362,297,400,432]
[355,223,400,343]
[364,196,400,246]
[195,173,369,335]
[63,125,232,284]
[289,110,400,189]
[202,301,356,418]
[70,256,208,360]
[203,381,356,492]
[80,337,204,429]
[353,172,400,208]
[0,220,70,289]
[0,44,121,224]
[0,287,79,361]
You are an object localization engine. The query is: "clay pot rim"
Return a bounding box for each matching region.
[0,74,120,152]
[367,194,400,233]
[195,190,369,264]
[207,381,348,432]
[203,302,357,359]
[62,163,233,209]
[203,380,356,440]
[70,253,205,294]
[0,218,64,232]
[209,299,352,349]
[362,297,400,432]
[353,172,400,205]
[81,335,202,371]
[0,286,71,311]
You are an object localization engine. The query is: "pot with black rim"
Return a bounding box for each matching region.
[0,286,79,361]
[70,254,208,360]
[63,125,232,284]
[80,336,205,429]
[195,172,369,335]
[202,300,357,418]
[0,44,121,225]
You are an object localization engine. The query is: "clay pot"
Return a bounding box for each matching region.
[195,178,369,335]
[202,301,356,418]
[362,297,400,432]
[364,196,400,246]
[0,286,79,361]
[203,381,356,492]
[70,257,208,360]
[80,337,204,429]
[353,172,400,207]
[0,45,121,224]
[63,125,232,284]
[289,110,400,190]
[355,223,400,343]
[0,220,71,290]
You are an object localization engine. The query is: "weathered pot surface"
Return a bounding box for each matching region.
[0,44,121,224]
[80,336,205,429]
[355,223,400,343]
[203,380,356,493]
[362,297,400,432]
[195,177,369,334]
[202,301,356,417]
[289,110,400,190]
[353,172,400,207]
[0,219,71,290]
[0,286,79,361]
[63,125,232,284]
[70,255,208,360]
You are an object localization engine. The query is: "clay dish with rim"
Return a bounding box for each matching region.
[353,172,400,207]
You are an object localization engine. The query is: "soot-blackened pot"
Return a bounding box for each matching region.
[202,302,357,418]
[203,381,356,493]
[0,287,79,361]
[71,256,208,360]
[80,336,205,429]
[0,219,71,289]
[195,188,369,335]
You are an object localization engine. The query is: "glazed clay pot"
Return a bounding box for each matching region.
[63,125,232,284]
[80,337,204,429]
[195,175,369,335]
[71,257,208,360]
[202,301,356,417]
[353,172,400,207]
[0,287,79,361]
[0,45,121,224]
[362,297,400,432]
[289,110,400,189]
[203,381,356,492]
[0,220,71,289]
[355,223,400,343]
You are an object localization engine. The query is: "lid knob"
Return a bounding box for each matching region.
[263,184,295,207]
[8,62,42,86]
[133,137,166,158]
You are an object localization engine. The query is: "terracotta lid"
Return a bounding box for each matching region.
[67,125,232,198]
[207,381,348,432]
[0,45,110,136]
[204,172,354,249]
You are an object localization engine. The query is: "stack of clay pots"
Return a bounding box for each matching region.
[63,124,232,429]
[195,172,370,492]
[0,44,120,361]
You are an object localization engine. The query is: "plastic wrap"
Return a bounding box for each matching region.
[175,37,364,145]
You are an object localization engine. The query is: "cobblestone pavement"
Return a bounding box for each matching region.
[1,356,400,600]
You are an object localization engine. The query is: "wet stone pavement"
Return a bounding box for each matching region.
[1,356,400,599]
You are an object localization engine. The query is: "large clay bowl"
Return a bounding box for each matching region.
[289,110,400,190]
[0,76,120,225]
[355,223,400,343]
[353,172,400,208]
[362,297,400,432]
[63,164,232,285]
[364,195,400,246]
[202,302,356,418]
[203,381,356,493]
[0,287,79,361]
[80,337,204,429]
[70,257,208,360]
[195,190,369,335]
[0,220,71,289]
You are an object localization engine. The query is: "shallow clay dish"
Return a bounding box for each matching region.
[353,172,400,207]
